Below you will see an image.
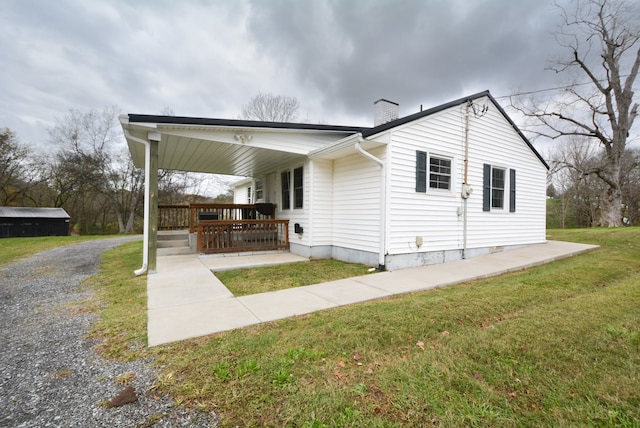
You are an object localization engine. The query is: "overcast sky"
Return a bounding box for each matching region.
[0,0,591,154]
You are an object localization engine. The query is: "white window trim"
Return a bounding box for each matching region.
[428,154,454,193]
[279,165,305,211]
[490,165,506,210]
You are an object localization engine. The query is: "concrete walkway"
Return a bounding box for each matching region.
[147,241,598,346]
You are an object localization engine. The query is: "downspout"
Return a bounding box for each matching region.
[461,101,471,259]
[124,129,150,276]
[354,133,386,270]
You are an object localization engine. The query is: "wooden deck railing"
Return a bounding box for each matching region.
[197,219,289,254]
[158,203,277,232]
[188,203,276,233]
[158,204,190,230]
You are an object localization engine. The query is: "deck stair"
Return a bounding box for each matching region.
[157,230,193,255]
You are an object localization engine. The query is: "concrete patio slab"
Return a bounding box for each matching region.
[146,240,599,346]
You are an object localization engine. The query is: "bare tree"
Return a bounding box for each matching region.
[48,107,145,234]
[621,147,640,224]
[0,128,43,206]
[240,92,300,122]
[549,138,604,227]
[513,0,639,226]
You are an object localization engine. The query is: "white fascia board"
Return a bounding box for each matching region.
[308,134,361,159]
[309,133,388,160]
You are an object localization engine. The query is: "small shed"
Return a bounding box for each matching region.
[0,207,71,238]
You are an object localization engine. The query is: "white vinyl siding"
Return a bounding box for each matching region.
[386,96,546,256]
[461,99,546,248]
[233,181,252,204]
[388,108,463,253]
[308,159,333,246]
[331,148,384,254]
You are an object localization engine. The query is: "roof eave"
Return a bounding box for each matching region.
[126,114,364,134]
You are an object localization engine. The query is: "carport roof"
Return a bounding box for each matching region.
[121,115,365,178]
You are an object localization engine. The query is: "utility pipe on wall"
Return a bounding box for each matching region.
[354,133,387,270]
[462,101,471,259]
[124,129,150,276]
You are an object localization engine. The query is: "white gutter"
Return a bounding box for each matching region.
[354,133,387,270]
[308,133,362,159]
[124,128,150,276]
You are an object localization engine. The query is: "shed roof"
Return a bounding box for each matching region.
[0,207,70,219]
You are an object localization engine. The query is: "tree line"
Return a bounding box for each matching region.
[1,108,231,235]
[514,0,639,227]
[546,140,640,228]
[0,92,296,236]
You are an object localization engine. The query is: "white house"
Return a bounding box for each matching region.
[121,90,548,272]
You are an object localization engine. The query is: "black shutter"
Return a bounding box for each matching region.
[509,169,516,212]
[483,164,491,212]
[416,151,427,193]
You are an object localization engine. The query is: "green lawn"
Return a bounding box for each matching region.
[85,228,640,427]
[216,259,373,296]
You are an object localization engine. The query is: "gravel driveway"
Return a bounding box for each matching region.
[0,237,219,427]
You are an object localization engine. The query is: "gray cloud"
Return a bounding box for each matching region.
[1,0,576,149]
[246,0,568,118]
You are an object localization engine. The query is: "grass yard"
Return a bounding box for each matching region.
[0,235,107,267]
[215,259,373,296]
[85,228,640,427]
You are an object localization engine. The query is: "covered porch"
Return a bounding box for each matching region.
[120,113,363,273]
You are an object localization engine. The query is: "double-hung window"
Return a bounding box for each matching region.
[255,179,263,201]
[281,167,304,210]
[416,151,452,192]
[429,156,451,190]
[491,167,505,209]
[483,164,516,212]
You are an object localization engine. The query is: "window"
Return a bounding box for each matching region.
[293,167,303,209]
[429,156,451,190]
[247,186,252,204]
[281,167,304,209]
[255,179,263,201]
[416,151,451,192]
[509,169,516,212]
[483,164,516,212]
[491,167,505,209]
[281,171,291,210]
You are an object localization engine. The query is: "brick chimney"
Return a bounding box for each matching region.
[374,99,399,126]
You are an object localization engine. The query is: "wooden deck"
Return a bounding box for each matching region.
[158,203,289,254]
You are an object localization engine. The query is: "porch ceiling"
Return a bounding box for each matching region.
[121,118,356,178]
